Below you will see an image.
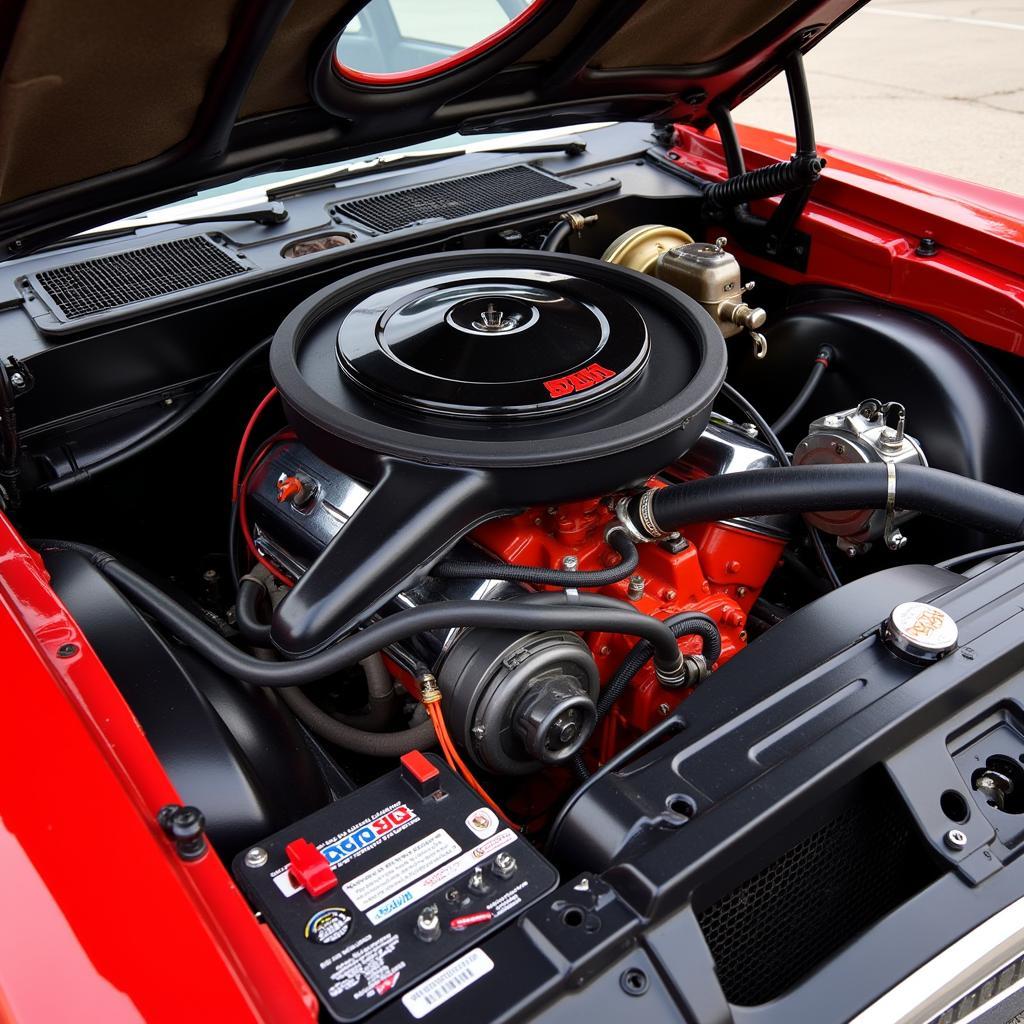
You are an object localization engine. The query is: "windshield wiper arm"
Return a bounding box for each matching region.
[41,202,289,254]
[267,140,587,202]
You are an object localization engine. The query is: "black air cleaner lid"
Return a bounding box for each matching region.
[268,251,726,657]
[337,269,649,419]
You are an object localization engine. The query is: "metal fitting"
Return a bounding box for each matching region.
[418,671,442,705]
[561,210,599,234]
[416,904,441,942]
[627,575,645,601]
[656,653,709,690]
[614,491,665,542]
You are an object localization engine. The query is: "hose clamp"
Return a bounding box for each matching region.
[884,462,907,552]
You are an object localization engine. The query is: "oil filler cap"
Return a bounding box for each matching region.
[883,601,958,662]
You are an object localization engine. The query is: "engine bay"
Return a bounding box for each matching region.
[6,122,1024,1021]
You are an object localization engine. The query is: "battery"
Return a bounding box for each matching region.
[233,752,558,1021]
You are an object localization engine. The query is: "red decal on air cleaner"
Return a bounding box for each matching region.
[543,363,615,399]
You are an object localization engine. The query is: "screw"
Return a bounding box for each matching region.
[57,643,79,658]
[468,866,489,894]
[658,703,670,716]
[945,828,968,851]
[627,575,645,601]
[244,847,268,868]
[492,852,517,880]
[562,554,579,571]
[9,372,25,389]
[471,724,486,740]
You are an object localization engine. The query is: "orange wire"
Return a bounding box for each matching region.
[426,700,518,830]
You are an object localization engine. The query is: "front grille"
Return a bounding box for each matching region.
[697,782,942,1006]
[35,235,247,320]
[333,165,574,233]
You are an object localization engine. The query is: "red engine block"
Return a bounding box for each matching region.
[472,492,786,761]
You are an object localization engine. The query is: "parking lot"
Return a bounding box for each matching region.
[736,0,1024,196]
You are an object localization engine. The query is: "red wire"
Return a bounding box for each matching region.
[231,387,280,503]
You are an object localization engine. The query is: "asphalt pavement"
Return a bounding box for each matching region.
[736,0,1024,196]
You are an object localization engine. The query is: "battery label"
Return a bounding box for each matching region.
[344,829,461,912]
[401,948,494,1019]
[366,829,517,925]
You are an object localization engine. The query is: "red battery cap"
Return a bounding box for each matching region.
[285,838,337,897]
[401,751,440,795]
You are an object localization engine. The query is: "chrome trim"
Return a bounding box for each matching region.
[850,892,1024,1024]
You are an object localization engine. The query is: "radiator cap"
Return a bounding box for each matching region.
[883,601,958,662]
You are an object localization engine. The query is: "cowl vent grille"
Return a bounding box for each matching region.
[333,165,575,233]
[35,235,247,320]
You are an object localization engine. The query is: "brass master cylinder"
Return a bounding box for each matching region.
[603,228,768,357]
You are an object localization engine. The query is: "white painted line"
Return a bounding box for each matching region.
[865,8,1024,32]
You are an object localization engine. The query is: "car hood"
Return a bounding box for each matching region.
[0,0,863,256]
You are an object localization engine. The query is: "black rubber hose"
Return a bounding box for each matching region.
[236,575,272,645]
[541,220,572,251]
[721,381,841,589]
[278,687,435,757]
[596,613,720,720]
[771,347,832,435]
[433,529,639,587]
[37,542,684,685]
[570,611,721,780]
[703,154,824,209]
[40,335,272,494]
[637,464,1024,541]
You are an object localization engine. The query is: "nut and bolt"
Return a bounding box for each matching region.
[944,828,968,851]
[416,904,441,942]
[562,554,579,571]
[627,575,645,601]
[9,372,25,389]
[492,852,517,880]
[468,866,489,894]
[158,804,208,861]
[244,846,268,869]
[658,703,670,717]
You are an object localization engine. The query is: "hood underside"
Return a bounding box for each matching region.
[0,0,864,255]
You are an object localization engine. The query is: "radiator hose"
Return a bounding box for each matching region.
[621,464,1024,541]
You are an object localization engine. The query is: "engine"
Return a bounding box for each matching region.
[247,423,788,776]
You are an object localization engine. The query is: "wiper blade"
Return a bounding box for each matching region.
[42,202,289,254]
[267,140,587,202]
